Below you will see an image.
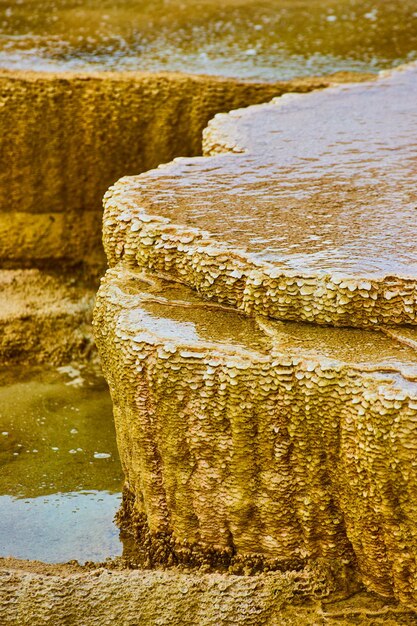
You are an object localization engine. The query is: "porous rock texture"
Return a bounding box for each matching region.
[1,70,340,364]
[103,64,417,328]
[94,267,417,607]
[94,63,417,613]
[0,269,95,364]
[2,558,416,626]
[0,69,351,271]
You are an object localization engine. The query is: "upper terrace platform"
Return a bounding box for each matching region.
[104,64,417,328]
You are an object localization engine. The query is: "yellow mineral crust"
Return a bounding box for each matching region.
[0,269,95,364]
[103,63,417,328]
[94,266,417,606]
[0,69,343,270]
[3,558,416,626]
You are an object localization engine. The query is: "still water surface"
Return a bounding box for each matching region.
[0,365,124,563]
[1,0,417,79]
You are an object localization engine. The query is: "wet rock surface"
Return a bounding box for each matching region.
[95,267,417,604]
[1,0,417,80]
[0,70,342,272]
[94,65,417,612]
[1,12,416,618]
[104,64,417,327]
[0,66,369,591]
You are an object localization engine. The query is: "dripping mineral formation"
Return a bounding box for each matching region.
[94,64,417,609]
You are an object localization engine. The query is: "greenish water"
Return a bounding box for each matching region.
[0,0,417,79]
[0,365,124,563]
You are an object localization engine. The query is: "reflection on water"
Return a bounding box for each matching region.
[0,0,417,78]
[0,491,121,563]
[0,365,124,563]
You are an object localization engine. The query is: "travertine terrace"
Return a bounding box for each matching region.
[1,70,345,363]
[103,64,417,328]
[95,267,417,605]
[1,0,417,621]
[0,70,342,272]
[5,557,417,625]
[0,269,95,364]
[94,64,417,610]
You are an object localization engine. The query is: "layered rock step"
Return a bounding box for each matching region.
[103,63,417,328]
[95,266,417,604]
[94,65,417,609]
[0,69,342,271]
[1,269,95,364]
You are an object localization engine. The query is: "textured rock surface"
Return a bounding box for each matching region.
[0,69,347,271]
[0,269,95,364]
[3,558,416,626]
[103,64,417,327]
[94,266,417,605]
[2,70,339,358]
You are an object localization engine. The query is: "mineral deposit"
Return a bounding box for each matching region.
[103,64,417,327]
[0,269,94,364]
[95,267,417,606]
[4,557,417,626]
[0,70,339,271]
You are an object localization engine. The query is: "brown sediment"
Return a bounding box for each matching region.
[94,266,417,606]
[103,64,417,328]
[116,487,310,576]
[0,68,363,273]
[0,269,95,365]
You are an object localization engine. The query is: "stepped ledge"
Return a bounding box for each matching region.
[95,267,417,605]
[94,64,417,610]
[103,63,417,328]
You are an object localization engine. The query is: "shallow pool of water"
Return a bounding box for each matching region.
[1,0,417,79]
[0,365,124,564]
